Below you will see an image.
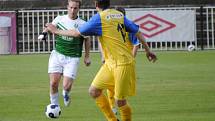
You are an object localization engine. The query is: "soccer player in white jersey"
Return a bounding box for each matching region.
[39,0,91,107]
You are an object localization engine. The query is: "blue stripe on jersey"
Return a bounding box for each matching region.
[129,33,140,45]
[124,16,139,34]
[78,13,102,36]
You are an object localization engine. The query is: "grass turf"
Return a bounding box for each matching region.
[0,51,215,121]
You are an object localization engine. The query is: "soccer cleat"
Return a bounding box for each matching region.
[112,107,118,115]
[63,94,71,107]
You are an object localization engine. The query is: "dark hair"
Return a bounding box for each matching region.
[68,0,82,8]
[115,7,125,15]
[95,0,110,9]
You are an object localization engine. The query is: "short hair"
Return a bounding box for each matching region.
[68,0,82,8]
[94,0,110,9]
[115,7,125,15]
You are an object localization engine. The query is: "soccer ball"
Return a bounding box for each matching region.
[45,104,61,118]
[187,44,195,51]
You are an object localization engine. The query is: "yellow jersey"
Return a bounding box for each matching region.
[79,9,139,65]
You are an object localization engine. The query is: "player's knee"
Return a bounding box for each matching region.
[50,80,59,90]
[89,86,102,99]
[116,99,127,107]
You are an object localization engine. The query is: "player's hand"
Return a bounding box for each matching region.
[146,51,157,63]
[101,58,105,64]
[38,32,47,41]
[46,23,57,34]
[84,57,91,66]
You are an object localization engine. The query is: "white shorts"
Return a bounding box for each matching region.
[48,50,80,79]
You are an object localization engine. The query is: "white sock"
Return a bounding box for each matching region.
[62,90,70,96]
[50,93,59,105]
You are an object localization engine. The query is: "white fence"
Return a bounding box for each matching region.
[17,6,215,54]
[205,6,215,50]
[18,9,97,53]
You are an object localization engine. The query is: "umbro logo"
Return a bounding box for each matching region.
[134,14,176,38]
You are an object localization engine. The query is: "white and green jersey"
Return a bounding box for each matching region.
[52,15,86,57]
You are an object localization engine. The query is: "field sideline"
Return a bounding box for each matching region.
[0,51,215,121]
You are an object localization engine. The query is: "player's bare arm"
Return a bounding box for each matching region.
[132,45,139,58]
[84,37,91,66]
[136,31,157,63]
[46,23,81,37]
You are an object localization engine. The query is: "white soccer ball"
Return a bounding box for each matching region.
[45,104,61,118]
[187,44,195,51]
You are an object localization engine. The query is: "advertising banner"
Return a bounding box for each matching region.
[126,9,196,42]
[0,12,16,54]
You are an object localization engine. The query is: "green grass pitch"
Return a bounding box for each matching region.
[0,51,215,121]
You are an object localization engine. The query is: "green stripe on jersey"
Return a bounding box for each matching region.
[57,23,68,30]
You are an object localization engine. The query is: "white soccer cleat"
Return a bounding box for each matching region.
[63,94,71,107]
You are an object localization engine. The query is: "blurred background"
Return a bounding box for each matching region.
[1,0,215,10]
[0,0,215,54]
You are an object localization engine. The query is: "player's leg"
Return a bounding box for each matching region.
[89,86,118,121]
[48,50,63,105]
[62,77,73,106]
[62,57,80,106]
[117,100,132,121]
[114,62,136,121]
[107,88,117,115]
[49,73,61,105]
[89,64,118,121]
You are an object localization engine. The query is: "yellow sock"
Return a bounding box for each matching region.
[95,94,117,121]
[118,104,132,121]
[107,89,115,109]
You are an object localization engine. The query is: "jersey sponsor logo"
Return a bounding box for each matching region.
[106,13,123,20]
[74,23,79,28]
[61,36,74,41]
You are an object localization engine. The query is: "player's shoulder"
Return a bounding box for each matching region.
[54,14,67,20]
[77,17,87,22]
[76,17,87,24]
[56,14,66,17]
[99,9,123,20]
[101,8,122,15]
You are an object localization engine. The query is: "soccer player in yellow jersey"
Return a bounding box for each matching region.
[98,7,141,115]
[116,7,140,58]
[46,0,157,120]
